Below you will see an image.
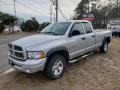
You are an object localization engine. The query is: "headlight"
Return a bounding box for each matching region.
[27,51,45,59]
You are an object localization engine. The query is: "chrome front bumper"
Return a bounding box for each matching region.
[8,55,47,73]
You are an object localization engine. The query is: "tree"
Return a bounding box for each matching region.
[73,0,120,28]
[0,11,17,33]
[74,0,89,19]
[39,22,50,31]
[20,17,39,32]
[0,23,5,33]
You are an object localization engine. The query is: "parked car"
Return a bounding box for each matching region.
[8,20,112,79]
[112,28,120,37]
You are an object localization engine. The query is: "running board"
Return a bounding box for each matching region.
[69,52,93,63]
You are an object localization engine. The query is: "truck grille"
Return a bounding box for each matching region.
[14,45,22,51]
[15,52,24,58]
[8,44,26,60]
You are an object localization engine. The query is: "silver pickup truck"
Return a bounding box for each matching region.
[8,20,112,79]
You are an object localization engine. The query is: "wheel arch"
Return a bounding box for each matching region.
[104,36,111,43]
[46,47,69,63]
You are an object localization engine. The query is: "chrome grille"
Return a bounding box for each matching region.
[9,50,13,55]
[15,52,24,58]
[8,44,12,49]
[8,44,26,60]
[14,45,22,51]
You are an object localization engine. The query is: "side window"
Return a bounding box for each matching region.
[83,22,93,34]
[71,23,84,35]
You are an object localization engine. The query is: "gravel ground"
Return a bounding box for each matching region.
[0,38,120,90]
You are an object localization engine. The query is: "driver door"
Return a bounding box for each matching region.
[67,22,87,59]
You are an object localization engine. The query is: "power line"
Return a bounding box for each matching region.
[1,0,41,15]
[15,1,45,16]
[50,0,56,5]
[0,4,14,5]
[50,0,58,22]
[69,0,77,5]
[1,0,69,22]
[50,0,68,21]
[0,0,13,5]
[69,0,81,5]
[26,0,50,8]
[50,4,53,22]
[58,7,68,21]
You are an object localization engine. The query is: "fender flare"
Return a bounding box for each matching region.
[103,36,111,43]
[46,46,69,57]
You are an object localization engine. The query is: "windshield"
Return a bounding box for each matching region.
[40,22,71,35]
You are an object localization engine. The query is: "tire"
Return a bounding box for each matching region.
[100,40,108,53]
[119,34,120,37]
[112,33,114,36]
[44,54,66,80]
[115,34,117,37]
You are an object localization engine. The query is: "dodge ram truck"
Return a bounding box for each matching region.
[8,20,112,79]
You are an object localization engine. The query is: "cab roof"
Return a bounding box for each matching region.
[56,20,90,23]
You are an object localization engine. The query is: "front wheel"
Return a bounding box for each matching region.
[100,41,108,53]
[44,54,66,80]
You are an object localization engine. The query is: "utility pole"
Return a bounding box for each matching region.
[13,0,16,33]
[55,0,58,22]
[116,0,118,18]
[50,4,53,23]
[54,12,56,23]
[13,0,16,17]
[88,0,90,13]
[50,0,58,22]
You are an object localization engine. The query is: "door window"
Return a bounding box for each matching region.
[71,23,85,35]
[83,22,93,34]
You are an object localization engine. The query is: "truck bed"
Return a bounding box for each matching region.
[95,29,112,46]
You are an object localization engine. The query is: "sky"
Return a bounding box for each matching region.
[0,0,110,23]
[0,0,81,23]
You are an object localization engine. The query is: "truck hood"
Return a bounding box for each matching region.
[12,34,61,48]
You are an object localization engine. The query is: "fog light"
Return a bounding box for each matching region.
[26,68,32,73]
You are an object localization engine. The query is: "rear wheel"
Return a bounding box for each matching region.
[115,34,118,37]
[100,40,108,53]
[44,54,66,80]
[119,34,120,37]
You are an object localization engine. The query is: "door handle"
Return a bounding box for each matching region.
[82,37,86,40]
[92,35,95,37]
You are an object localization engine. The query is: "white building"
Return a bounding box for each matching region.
[4,18,23,32]
[4,25,21,32]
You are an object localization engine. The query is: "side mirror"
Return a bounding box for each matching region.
[69,30,80,37]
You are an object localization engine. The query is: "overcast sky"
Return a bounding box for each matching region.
[0,0,109,23]
[0,0,82,23]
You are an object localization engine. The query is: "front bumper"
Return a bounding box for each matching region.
[8,55,47,73]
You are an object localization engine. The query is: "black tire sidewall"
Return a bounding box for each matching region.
[44,54,66,80]
[104,41,108,52]
[100,40,108,53]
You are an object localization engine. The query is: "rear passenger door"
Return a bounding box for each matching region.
[83,22,96,52]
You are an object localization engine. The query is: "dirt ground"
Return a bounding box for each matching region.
[0,38,120,90]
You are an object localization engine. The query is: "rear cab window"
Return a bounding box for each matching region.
[83,22,93,34]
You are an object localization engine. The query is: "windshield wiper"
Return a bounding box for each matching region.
[40,32,57,35]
